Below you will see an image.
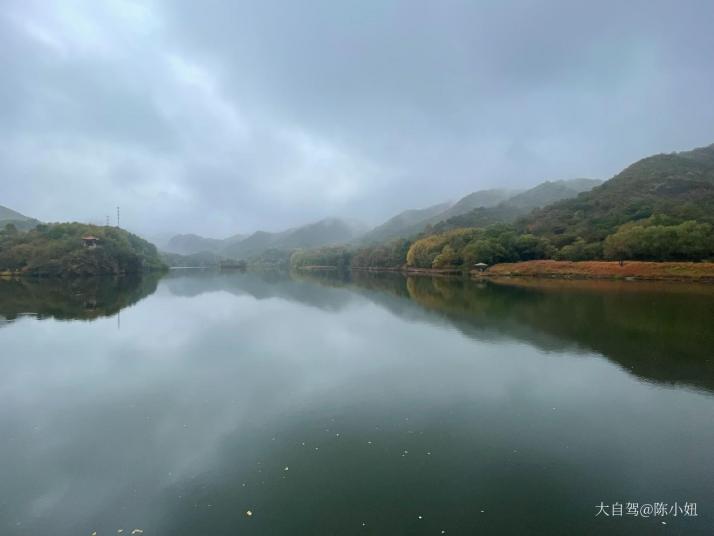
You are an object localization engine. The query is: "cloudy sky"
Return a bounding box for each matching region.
[1,0,713,238]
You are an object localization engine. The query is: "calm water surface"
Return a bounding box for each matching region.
[1,271,713,535]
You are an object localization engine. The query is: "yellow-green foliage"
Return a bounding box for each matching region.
[406,228,481,268]
[407,226,556,268]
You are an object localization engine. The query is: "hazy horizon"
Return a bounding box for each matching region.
[2,0,713,238]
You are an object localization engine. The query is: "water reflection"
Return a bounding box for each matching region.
[0,273,160,322]
[1,270,713,535]
[298,271,714,394]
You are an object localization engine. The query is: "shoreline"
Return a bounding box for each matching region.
[473,260,714,283]
[303,260,714,283]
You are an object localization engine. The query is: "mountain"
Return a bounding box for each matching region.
[435,189,518,222]
[0,222,165,276]
[160,250,226,268]
[432,178,601,233]
[359,202,452,244]
[223,218,367,260]
[523,144,714,247]
[503,179,601,209]
[0,205,40,231]
[0,205,30,222]
[165,233,244,255]
[360,189,517,244]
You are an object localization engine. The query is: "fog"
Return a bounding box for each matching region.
[1,0,713,238]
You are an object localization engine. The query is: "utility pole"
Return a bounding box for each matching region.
[116,206,120,228]
[106,215,110,226]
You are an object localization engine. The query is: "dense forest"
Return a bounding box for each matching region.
[0,222,166,276]
[289,144,714,271]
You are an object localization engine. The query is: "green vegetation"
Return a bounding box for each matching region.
[431,179,601,234]
[291,246,353,270]
[406,226,554,268]
[0,273,160,321]
[351,238,411,269]
[0,222,166,276]
[0,204,40,232]
[603,220,714,262]
[358,203,451,245]
[288,144,714,271]
[160,250,225,267]
[523,145,714,249]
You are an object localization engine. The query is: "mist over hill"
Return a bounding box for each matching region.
[0,205,40,232]
[523,145,714,247]
[289,143,714,270]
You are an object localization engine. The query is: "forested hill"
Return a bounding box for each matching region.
[523,144,714,247]
[165,218,367,260]
[0,205,40,231]
[358,202,452,245]
[359,189,516,245]
[290,143,714,270]
[0,223,166,276]
[431,178,601,233]
[166,233,245,255]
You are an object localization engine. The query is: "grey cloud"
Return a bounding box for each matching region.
[1,0,713,236]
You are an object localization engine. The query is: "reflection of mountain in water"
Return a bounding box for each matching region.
[159,269,714,393]
[299,271,714,394]
[0,273,161,322]
[163,269,356,312]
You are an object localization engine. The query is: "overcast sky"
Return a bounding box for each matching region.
[1,0,713,237]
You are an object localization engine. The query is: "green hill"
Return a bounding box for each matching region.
[523,144,714,247]
[0,223,166,276]
[165,233,245,255]
[0,205,40,231]
[360,189,516,244]
[435,189,517,222]
[432,179,601,233]
[291,143,714,270]
[223,218,367,260]
[0,205,30,222]
[359,202,452,244]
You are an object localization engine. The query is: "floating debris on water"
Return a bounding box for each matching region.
[284,466,289,471]
[131,530,143,536]
[246,510,253,517]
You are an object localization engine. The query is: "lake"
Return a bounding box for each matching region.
[1,270,713,535]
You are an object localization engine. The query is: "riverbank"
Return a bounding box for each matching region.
[476,260,714,282]
[296,260,714,282]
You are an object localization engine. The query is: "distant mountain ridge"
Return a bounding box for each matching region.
[359,202,452,244]
[166,233,244,255]
[523,144,714,246]
[166,218,368,260]
[0,205,40,231]
[359,189,518,245]
[0,205,30,222]
[166,179,602,260]
[433,178,602,232]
